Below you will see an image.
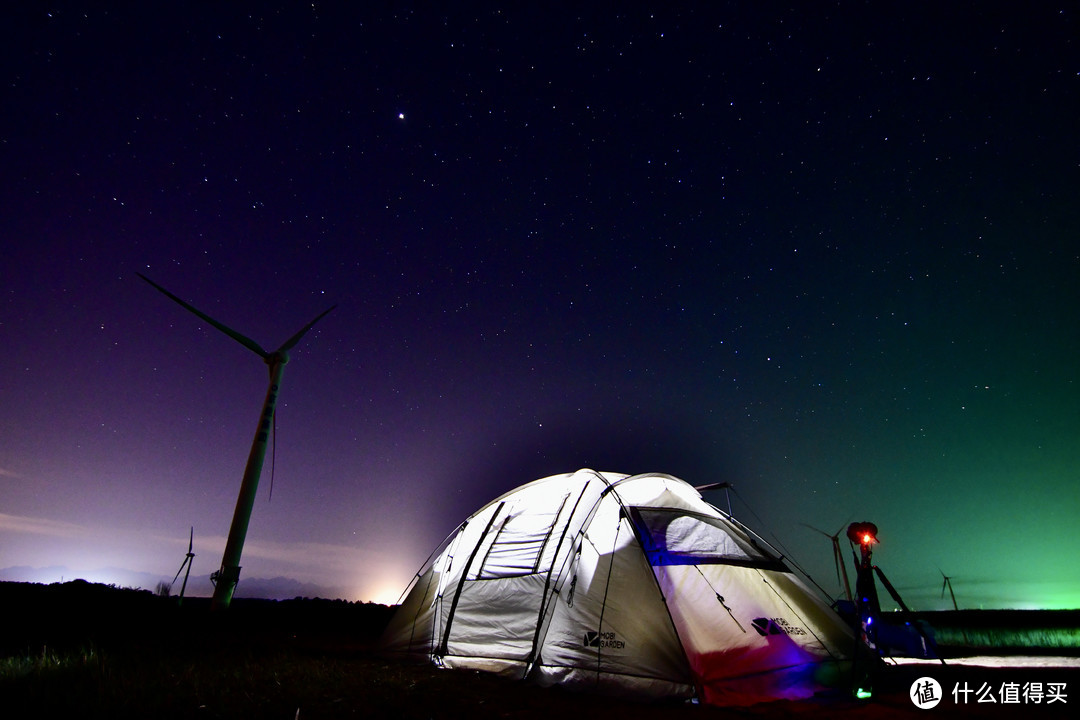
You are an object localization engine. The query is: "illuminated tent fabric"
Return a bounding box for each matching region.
[381,469,855,706]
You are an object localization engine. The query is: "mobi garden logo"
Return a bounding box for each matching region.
[583,630,626,650]
[752,617,808,637]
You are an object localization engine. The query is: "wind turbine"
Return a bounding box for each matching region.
[171,526,196,605]
[801,522,853,603]
[139,273,335,610]
[940,570,959,611]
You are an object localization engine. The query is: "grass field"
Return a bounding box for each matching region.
[2,581,1076,719]
[909,610,1080,654]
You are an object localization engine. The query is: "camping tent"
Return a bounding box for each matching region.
[382,469,856,706]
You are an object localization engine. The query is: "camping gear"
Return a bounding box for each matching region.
[382,469,855,706]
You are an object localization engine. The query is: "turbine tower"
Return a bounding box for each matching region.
[139,273,335,610]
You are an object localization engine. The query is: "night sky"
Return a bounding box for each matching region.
[2,3,1077,609]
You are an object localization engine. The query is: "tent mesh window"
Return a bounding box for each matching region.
[629,508,787,571]
[475,493,572,579]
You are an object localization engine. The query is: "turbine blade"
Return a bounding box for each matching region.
[188,526,194,554]
[181,562,193,591]
[800,523,832,538]
[172,557,188,586]
[137,273,269,357]
[276,304,337,353]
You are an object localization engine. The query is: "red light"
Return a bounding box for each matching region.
[847,521,879,546]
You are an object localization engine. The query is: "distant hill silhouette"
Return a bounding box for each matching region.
[0,579,395,655]
[0,565,352,601]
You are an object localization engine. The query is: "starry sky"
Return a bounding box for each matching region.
[2,3,1077,609]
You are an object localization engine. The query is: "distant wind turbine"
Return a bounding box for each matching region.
[802,522,853,603]
[171,526,196,605]
[139,273,335,610]
[940,570,959,611]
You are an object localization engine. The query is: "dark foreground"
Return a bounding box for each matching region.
[2,581,1076,719]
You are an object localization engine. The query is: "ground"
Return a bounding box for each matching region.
[1,582,1075,718]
